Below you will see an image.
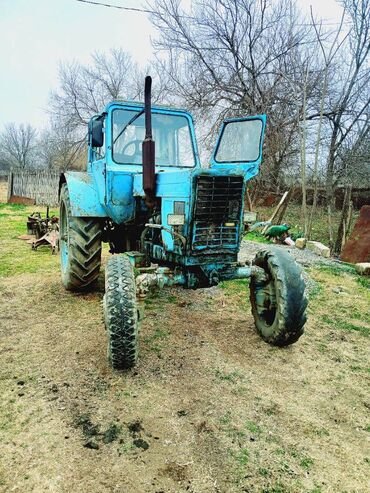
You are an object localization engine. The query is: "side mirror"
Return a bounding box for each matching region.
[89,119,104,148]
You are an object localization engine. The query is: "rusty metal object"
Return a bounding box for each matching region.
[32,226,59,254]
[27,212,43,237]
[144,223,187,246]
[142,76,156,207]
[25,208,60,254]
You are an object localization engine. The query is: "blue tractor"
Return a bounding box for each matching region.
[59,77,307,370]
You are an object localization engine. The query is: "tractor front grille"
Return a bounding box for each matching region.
[192,175,244,250]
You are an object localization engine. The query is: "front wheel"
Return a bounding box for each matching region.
[250,248,307,346]
[103,255,139,370]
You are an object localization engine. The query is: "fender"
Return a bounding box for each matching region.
[59,172,107,217]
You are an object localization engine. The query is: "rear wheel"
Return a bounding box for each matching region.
[59,183,102,291]
[250,248,307,346]
[103,255,139,370]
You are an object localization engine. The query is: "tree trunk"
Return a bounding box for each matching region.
[300,66,309,237]
[245,188,253,211]
[334,185,352,255]
[307,71,328,239]
[325,127,339,250]
[345,200,353,241]
[250,180,260,207]
[300,139,308,236]
[276,188,292,225]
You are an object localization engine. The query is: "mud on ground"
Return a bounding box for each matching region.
[0,206,369,493]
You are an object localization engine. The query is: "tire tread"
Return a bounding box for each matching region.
[250,248,307,346]
[104,255,139,370]
[60,184,102,291]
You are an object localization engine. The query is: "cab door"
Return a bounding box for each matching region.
[210,115,266,176]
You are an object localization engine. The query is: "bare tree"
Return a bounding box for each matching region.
[339,118,370,186]
[48,47,171,168]
[306,7,348,239]
[50,48,169,134]
[50,48,141,134]
[322,0,370,248]
[333,117,370,253]
[38,121,85,171]
[0,123,37,169]
[299,64,310,236]
[150,0,369,242]
[150,0,314,181]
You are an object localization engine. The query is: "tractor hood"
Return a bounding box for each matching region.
[133,168,193,199]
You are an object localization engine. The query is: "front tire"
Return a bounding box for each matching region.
[250,248,307,346]
[59,183,102,291]
[104,255,139,370]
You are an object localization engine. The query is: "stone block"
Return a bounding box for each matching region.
[295,238,306,249]
[306,240,330,258]
[355,263,370,276]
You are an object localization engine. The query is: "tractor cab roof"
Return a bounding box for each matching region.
[104,100,192,116]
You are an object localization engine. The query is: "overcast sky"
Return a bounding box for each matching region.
[0,0,343,130]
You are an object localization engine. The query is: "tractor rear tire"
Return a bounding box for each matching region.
[59,183,102,291]
[104,255,139,370]
[250,248,307,346]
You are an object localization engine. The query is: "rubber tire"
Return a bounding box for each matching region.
[250,248,307,346]
[59,183,102,291]
[104,255,139,370]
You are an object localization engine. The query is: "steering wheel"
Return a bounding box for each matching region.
[121,139,142,158]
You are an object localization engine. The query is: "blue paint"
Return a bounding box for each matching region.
[60,100,266,286]
[60,200,69,274]
[61,171,106,217]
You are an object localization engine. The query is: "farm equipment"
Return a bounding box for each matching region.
[25,208,59,253]
[59,76,307,370]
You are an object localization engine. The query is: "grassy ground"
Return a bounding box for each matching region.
[0,203,59,277]
[0,204,369,493]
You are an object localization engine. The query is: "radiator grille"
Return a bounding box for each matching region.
[192,175,243,250]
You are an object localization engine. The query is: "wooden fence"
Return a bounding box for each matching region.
[252,186,370,210]
[8,171,60,205]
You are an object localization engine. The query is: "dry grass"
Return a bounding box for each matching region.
[0,205,369,493]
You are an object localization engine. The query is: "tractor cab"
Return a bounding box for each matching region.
[84,99,266,264]
[111,107,196,168]
[88,102,198,170]
[88,101,265,174]
[61,76,266,262]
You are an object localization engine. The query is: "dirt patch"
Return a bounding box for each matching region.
[160,461,189,482]
[7,195,36,205]
[1,270,369,492]
[0,209,369,492]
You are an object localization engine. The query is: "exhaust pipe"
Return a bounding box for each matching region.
[142,76,156,206]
